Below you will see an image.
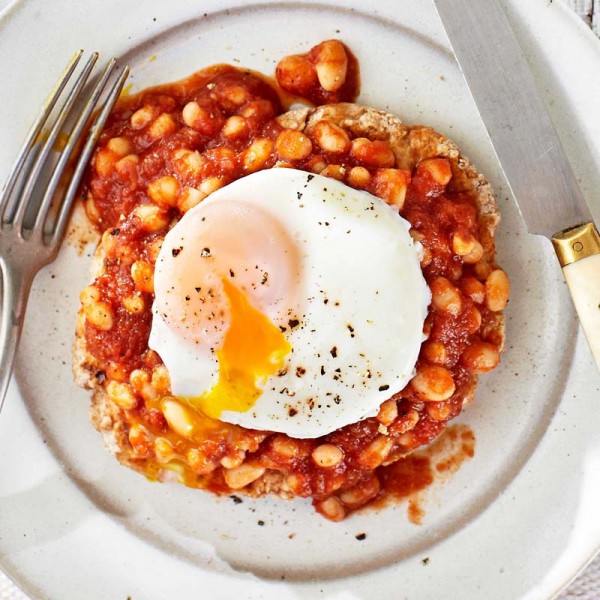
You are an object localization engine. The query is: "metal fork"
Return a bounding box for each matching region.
[0,51,130,414]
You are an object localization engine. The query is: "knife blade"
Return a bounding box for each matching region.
[433,0,600,366]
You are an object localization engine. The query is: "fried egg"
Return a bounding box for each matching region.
[149,168,429,438]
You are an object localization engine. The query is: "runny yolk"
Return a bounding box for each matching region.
[189,277,291,419]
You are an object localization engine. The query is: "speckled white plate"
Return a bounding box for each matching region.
[0,1,599,599]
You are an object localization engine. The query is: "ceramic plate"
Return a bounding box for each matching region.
[1,1,599,598]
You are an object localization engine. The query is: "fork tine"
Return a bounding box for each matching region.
[34,59,123,239]
[0,50,83,223]
[50,64,130,247]
[11,52,100,233]
[31,55,117,237]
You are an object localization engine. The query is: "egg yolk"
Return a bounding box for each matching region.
[188,277,291,418]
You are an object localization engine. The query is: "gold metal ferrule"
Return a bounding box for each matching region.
[551,222,600,267]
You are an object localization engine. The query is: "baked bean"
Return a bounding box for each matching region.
[106,136,133,158]
[100,229,119,258]
[430,277,462,316]
[182,101,207,130]
[466,306,482,334]
[106,381,138,410]
[350,138,395,168]
[114,154,139,180]
[473,259,493,280]
[161,398,196,439]
[357,435,393,468]
[461,275,485,304]
[177,187,205,213]
[447,262,463,282]
[320,164,345,180]
[324,474,346,495]
[151,365,171,395]
[242,138,274,172]
[398,431,417,449]
[315,496,346,522]
[276,55,318,94]
[140,382,158,403]
[312,444,344,468]
[217,84,251,109]
[462,341,500,373]
[80,285,100,306]
[370,168,410,209]
[307,155,327,173]
[204,147,237,176]
[186,448,218,475]
[222,115,248,139]
[133,204,169,232]
[146,238,164,264]
[131,260,154,294]
[123,294,145,314]
[452,229,477,256]
[129,368,150,391]
[101,229,131,263]
[275,130,313,161]
[223,463,266,489]
[347,166,371,189]
[130,105,155,130]
[285,473,303,495]
[378,422,390,435]
[314,40,348,92]
[94,148,116,178]
[421,247,433,267]
[106,362,128,383]
[462,240,484,264]
[238,99,275,120]
[271,435,302,460]
[154,438,176,463]
[423,314,434,339]
[426,401,453,421]
[220,450,246,470]
[377,399,398,426]
[128,424,152,458]
[148,113,177,140]
[485,269,510,311]
[148,176,180,207]
[274,160,293,169]
[410,229,425,243]
[143,350,161,367]
[339,476,380,509]
[199,176,226,196]
[312,120,350,154]
[390,408,420,434]
[411,364,456,401]
[421,340,447,365]
[416,157,452,186]
[235,436,270,454]
[84,300,113,331]
[85,193,100,222]
[172,148,206,178]
[409,228,426,251]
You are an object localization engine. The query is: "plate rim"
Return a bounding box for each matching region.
[0,0,599,598]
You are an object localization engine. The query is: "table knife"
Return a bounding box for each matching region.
[433,0,600,367]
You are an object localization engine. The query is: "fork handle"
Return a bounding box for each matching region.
[0,262,33,414]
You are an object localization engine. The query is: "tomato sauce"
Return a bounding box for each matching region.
[77,39,503,520]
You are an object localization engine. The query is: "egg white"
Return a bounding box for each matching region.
[149,168,430,438]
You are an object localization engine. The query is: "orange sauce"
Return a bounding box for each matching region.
[363,424,476,524]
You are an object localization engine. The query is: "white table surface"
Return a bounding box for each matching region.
[0,0,598,598]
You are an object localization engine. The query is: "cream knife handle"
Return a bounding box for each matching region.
[552,223,600,367]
